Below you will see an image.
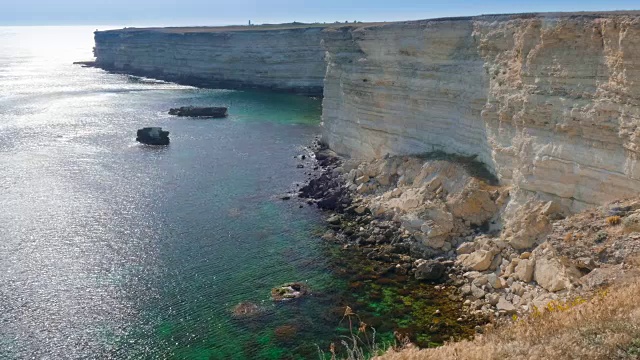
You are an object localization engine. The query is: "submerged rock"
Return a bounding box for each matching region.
[271,282,309,301]
[168,106,228,118]
[231,301,266,319]
[274,324,298,342]
[136,127,170,145]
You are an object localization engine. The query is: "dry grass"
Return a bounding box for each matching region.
[607,216,622,225]
[374,280,640,360]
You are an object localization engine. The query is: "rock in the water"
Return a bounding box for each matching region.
[169,106,228,118]
[136,127,170,145]
[414,259,446,282]
[274,324,298,342]
[271,282,309,301]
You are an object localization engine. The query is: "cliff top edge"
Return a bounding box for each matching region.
[96,10,640,34]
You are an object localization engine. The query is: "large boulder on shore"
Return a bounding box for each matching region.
[533,248,582,292]
[169,106,228,118]
[414,259,447,282]
[458,250,495,271]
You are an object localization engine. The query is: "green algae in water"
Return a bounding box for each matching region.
[324,247,480,353]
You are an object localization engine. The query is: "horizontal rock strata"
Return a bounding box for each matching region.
[321,12,640,211]
[93,27,329,95]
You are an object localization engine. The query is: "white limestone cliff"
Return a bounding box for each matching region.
[321,13,640,211]
[94,27,327,95]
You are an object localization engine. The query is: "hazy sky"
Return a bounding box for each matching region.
[1,0,639,27]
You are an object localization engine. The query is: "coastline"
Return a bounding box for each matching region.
[78,10,640,357]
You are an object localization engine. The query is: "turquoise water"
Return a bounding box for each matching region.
[0,26,344,359]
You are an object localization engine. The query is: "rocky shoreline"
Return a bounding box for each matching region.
[296,141,489,338]
[295,139,640,339]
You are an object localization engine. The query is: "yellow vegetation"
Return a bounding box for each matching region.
[374,281,640,360]
[607,215,622,225]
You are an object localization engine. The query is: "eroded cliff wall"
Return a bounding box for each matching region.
[94,27,327,95]
[321,13,640,210]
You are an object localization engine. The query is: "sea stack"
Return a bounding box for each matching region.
[136,127,170,145]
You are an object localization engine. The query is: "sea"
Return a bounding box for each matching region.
[0,26,471,360]
[0,25,341,359]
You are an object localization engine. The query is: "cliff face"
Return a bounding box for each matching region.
[94,27,327,95]
[321,14,640,210]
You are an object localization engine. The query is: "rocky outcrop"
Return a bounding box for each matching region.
[321,12,640,212]
[136,127,170,145]
[168,106,228,118]
[271,282,309,301]
[93,26,328,95]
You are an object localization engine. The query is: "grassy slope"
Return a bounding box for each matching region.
[375,277,640,360]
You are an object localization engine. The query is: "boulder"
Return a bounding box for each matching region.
[486,293,500,306]
[487,273,505,289]
[514,259,535,282]
[354,205,367,214]
[168,106,228,118]
[414,259,447,282]
[496,297,516,314]
[470,284,486,299]
[489,253,503,271]
[501,200,554,250]
[326,215,341,225]
[511,282,525,297]
[447,179,500,225]
[579,266,621,289]
[459,250,495,271]
[457,242,476,255]
[315,148,338,161]
[533,255,580,292]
